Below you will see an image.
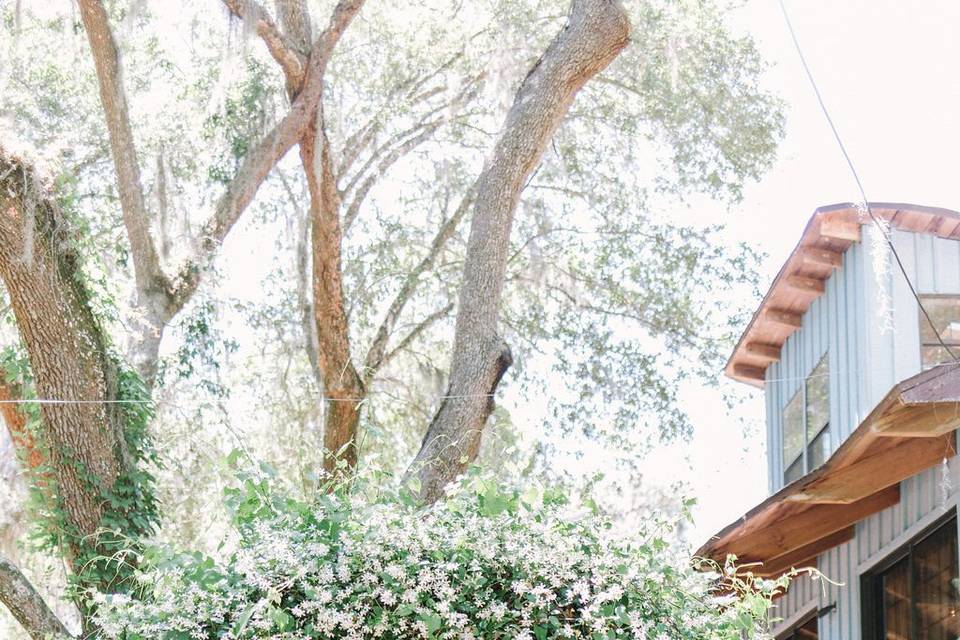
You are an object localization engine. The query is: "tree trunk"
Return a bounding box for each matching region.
[0,147,133,633]
[409,0,631,503]
[78,0,172,386]
[301,110,365,476]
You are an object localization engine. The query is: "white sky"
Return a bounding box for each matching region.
[663,0,960,545]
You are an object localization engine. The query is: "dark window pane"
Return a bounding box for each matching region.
[914,519,959,640]
[783,389,804,472]
[806,355,830,441]
[882,557,911,640]
[807,426,830,471]
[784,455,804,485]
[871,519,960,640]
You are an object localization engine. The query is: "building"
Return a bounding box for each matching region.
[697,203,960,640]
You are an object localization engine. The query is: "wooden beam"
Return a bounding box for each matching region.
[871,403,960,438]
[758,526,854,577]
[744,342,781,363]
[732,364,766,382]
[820,218,861,242]
[716,485,899,562]
[764,308,802,329]
[787,435,954,504]
[799,247,843,269]
[784,275,826,295]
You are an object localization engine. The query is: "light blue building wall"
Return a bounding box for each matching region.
[762,229,960,638]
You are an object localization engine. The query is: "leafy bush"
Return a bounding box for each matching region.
[93,472,784,639]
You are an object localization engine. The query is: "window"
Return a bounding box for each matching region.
[777,614,818,640]
[862,515,960,640]
[782,354,830,485]
[919,296,960,368]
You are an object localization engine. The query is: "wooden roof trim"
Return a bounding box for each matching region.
[697,365,960,570]
[726,202,960,387]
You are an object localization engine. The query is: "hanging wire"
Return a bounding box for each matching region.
[777,0,960,363]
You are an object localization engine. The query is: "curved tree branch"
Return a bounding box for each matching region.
[408,0,631,503]
[0,555,72,640]
[220,0,307,94]
[78,0,363,382]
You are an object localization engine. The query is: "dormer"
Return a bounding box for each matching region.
[726,203,960,494]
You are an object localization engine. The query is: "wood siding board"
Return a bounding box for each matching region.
[767,363,777,495]
[829,269,842,455]
[840,246,854,443]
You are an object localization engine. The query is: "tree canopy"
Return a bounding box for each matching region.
[0,0,784,637]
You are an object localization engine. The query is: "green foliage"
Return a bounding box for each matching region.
[94,469,788,639]
[1,345,160,609]
[202,58,275,185]
[158,299,239,398]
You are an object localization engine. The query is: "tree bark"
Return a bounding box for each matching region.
[408,0,631,503]
[0,380,42,471]
[0,147,129,633]
[301,107,366,476]
[0,555,72,640]
[78,0,170,384]
[223,0,368,477]
[80,0,362,385]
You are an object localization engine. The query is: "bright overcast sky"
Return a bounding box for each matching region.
[667,0,960,545]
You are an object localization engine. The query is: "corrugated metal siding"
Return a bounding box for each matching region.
[764,242,869,494]
[816,460,958,639]
[763,232,960,492]
[760,230,960,638]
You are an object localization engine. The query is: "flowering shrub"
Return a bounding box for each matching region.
[93,473,784,639]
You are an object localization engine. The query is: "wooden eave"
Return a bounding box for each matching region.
[727,202,960,387]
[697,364,960,577]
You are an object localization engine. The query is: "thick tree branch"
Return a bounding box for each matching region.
[362,186,476,381]
[275,0,366,476]
[273,0,313,54]
[78,0,361,381]
[303,102,365,475]
[169,0,366,317]
[77,0,169,307]
[408,0,631,503]
[220,0,307,93]
[0,555,72,640]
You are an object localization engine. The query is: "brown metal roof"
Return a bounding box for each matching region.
[698,364,960,576]
[727,202,960,386]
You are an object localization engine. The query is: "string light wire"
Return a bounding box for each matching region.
[777,0,959,363]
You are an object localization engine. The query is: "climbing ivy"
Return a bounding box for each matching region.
[1,347,161,617]
[0,168,161,621]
